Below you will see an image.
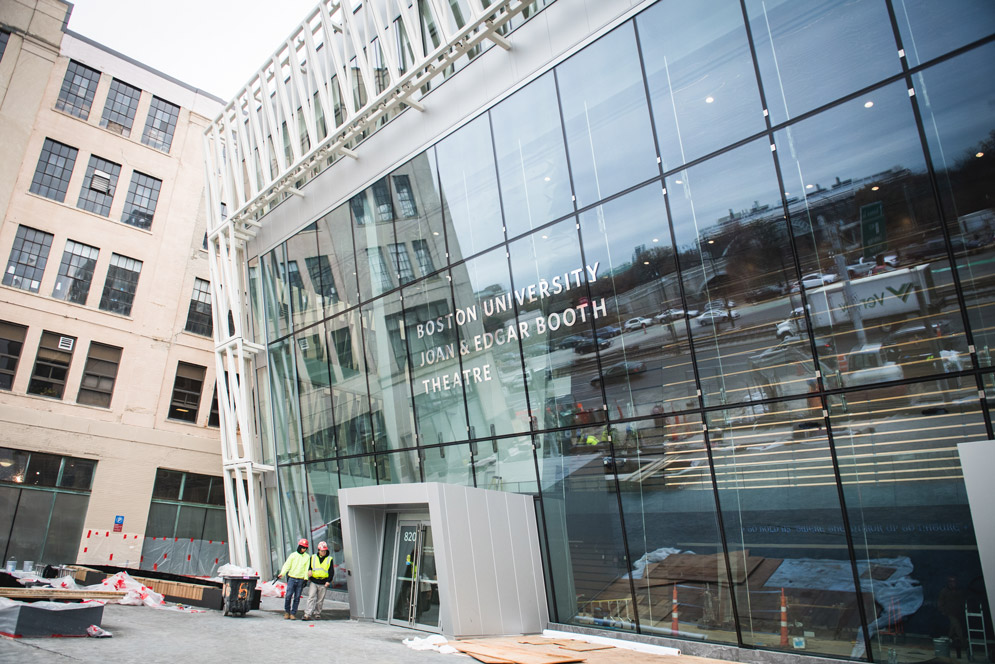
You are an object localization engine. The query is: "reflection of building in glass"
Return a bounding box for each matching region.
[207,0,995,661]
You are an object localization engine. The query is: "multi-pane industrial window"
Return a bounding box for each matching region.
[55,61,100,119]
[372,180,394,222]
[100,78,141,136]
[29,139,78,202]
[27,331,75,399]
[184,278,213,337]
[208,383,220,427]
[75,342,121,408]
[393,174,418,217]
[52,240,98,304]
[121,171,161,229]
[0,447,95,489]
[76,155,121,216]
[0,31,9,62]
[141,96,179,152]
[98,253,142,316]
[0,321,27,391]
[304,255,339,302]
[150,468,224,505]
[389,243,415,283]
[168,362,206,422]
[366,247,393,291]
[411,239,436,277]
[2,225,53,293]
[350,192,371,225]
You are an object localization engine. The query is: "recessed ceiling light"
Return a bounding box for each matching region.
[652,238,659,243]
[707,240,715,244]
[871,186,880,191]
[705,96,714,104]
[864,101,874,108]
[806,184,814,189]
[432,231,439,235]
[643,261,650,265]
[675,179,683,184]
[540,235,548,239]
[544,177,551,182]
[977,152,985,158]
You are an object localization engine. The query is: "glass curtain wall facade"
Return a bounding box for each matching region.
[251,1,995,660]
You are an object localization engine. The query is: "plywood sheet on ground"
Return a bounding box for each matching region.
[466,636,744,664]
[647,552,762,584]
[454,640,585,664]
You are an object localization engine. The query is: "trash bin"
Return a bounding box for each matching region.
[933,637,952,658]
[222,576,258,617]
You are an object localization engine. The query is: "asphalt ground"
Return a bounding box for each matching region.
[0,596,446,663]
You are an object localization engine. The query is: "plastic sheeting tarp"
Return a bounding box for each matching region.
[139,537,229,576]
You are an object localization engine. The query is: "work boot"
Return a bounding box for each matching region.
[283,612,290,620]
[289,614,296,620]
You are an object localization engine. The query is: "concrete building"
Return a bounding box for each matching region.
[0,0,226,575]
[206,0,995,662]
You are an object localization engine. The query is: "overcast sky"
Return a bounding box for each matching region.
[67,0,321,100]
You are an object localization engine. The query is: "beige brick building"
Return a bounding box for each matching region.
[0,0,227,574]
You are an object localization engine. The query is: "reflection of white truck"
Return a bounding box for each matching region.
[776,264,935,339]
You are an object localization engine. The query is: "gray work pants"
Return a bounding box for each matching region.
[305,581,328,617]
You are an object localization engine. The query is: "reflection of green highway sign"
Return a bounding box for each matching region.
[861,201,886,259]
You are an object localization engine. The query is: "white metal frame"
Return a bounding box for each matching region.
[204,0,536,574]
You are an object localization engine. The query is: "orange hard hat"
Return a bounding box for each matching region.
[298,538,309,548]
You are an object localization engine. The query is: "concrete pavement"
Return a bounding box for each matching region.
[0,596,446,663]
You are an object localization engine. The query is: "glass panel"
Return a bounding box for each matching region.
[413,526,440,628]
[0,448,28,483]
[390,152,447,280]
[895,0,995,67]
[277,464,309,557]
[913,43,995,367]
[391,523,419,623]
[145,502,178,537]
[375,449,420,484]
[59,457,94,490]
[285,223,323,331]
[708,399,864,658]
[327,309,372,458]
[268,337,303,464]
[152,469,183,500]
[508,219,607,434]
[261,247,292,341]
[24,452,61,487]
[435,117,505,261]
[454,247,531,439]
[474,435,538,494]
[747,0,901,126]
[403,269,469,445]
[579,184,696,420]
[668,138,807,408]
[42,492,89,564]
[776,81,969,385]
[315,204,359,316]
[421,442,475,486]
[6,490,53,565]
[183,474,211,504]
[639,0,765,171]
[491,72,573,238]
[362,293,416,452]
[354,178,399,300]
[0,486,17,560]
[829,379,990,663]
[304,460,341,563]
[175,505,207,539]
[538,421,635,633]
[556,21,658,208]
[295,322,335,461]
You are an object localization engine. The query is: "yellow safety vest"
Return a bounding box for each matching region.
[280,550,310,579]
[310,553,333,579]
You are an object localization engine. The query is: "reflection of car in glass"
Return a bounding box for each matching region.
[655,308,698,322]
[556,334,587,350]
[799,272,838,289]
[595,324,622,338]
[695,309,740,326]
[590,361,647,385]
[842,344,903,386]
[623,317,654,331]
[705,299,736,310]
[847,254,898,278]
[745,284,785,302]
[574,337,611,354]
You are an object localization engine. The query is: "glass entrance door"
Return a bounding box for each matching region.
[385,520,439,630]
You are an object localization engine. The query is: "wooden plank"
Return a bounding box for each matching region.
[518,637,561,645]
[464,651,515,664]
[555,641,614,652]
[453,641,586,664]
[0,588,127,600]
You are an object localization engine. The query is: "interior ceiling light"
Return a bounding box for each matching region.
[806,184,814,189]
[652,238,659,243]
[977,152,985,158]
[871,186,880,191]
[705,96,714,103]
[864,101,874,108]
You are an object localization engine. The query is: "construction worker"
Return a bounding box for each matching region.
[276,538,309,619]
[303,541,333,620]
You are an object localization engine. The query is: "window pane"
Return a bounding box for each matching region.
[24,452,61,487]
[98,253,142,316]
[327,309,372,458]
[639,0,765,171]
[667,139,804,407]
[141,96,180,152]
[709,400,864,657]
[436,117,505,261]
[76,155,121,216]
[182,473,212,504]
[0,448,29,483]
[184,278,213,337]
[27,331,75,399]
[0,321,27,391]
[362,293,416,452]
[315,205,359,316]
[6,490,53,564]
[42,493,89,564]
[390,152,448,280]
[579,184,697,418]
[491,72,572,238]
[52,240,99,305]
[3,225,53,293]
[285,223,323,331]
[144,502,178,537]
[296,322,335,461]
[556,21,658,208]
[121,171,161,229]
[28,138,77,202]
[59,457,95,490]
[895,0,995,67]
[168,362,205,422]
[77,342,121,408]
[269,336,303,463]
[55,61,100,119]
[747,0,900,126]
[830,380,989,663]
[100,78,142,136]
[152,468,183,500]
[354,178,398,300]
